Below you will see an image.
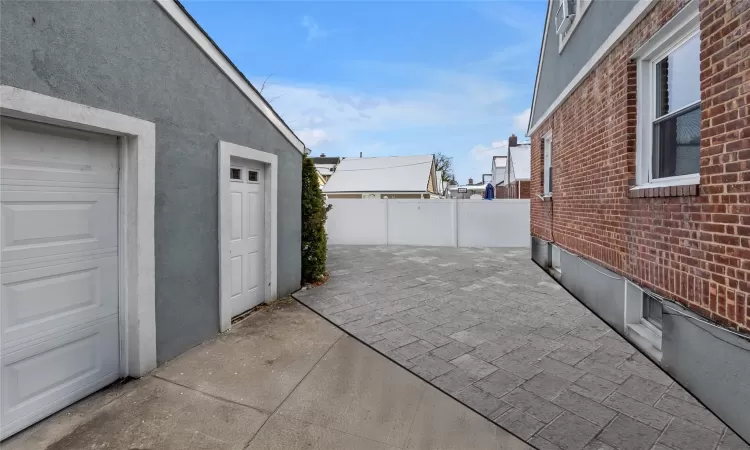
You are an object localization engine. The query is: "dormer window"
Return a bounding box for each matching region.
[555,0,576,35]
[556,0,593,53]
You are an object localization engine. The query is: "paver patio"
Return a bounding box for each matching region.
[295,246,749,450]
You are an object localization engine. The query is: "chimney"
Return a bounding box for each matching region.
[360,152,363,158]
[468,178,474,185]
[508,134,518,147]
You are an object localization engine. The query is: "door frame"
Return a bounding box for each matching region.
[0,85,157,377]
[218,141,278,332]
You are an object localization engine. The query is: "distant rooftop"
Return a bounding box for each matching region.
[322,154,434,193]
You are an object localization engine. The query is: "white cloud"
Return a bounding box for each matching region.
[471,140,508,162]
[297,128,329,147]
[513,108,531,133]
[301,16,326,42]
[261,65,511,154]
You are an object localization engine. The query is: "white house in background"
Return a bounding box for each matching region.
[435,170,450,197]
[309,156,342,186]
[323,154,440,199]
[492,155,507,187]
[506,143,531,199]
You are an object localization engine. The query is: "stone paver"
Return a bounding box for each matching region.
[598,415,660,450]
[295,246,750,450]
[538,412,602,450]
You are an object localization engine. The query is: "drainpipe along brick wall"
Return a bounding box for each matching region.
[529,0,750,332]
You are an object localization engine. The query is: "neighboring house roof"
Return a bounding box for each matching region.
[158,1,304,153]
[315,163,336,177]
[322,155,435,193]
[310,156,342,165]
[508,145,532,181]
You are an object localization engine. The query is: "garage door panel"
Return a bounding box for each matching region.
[0,117,121,438]
[1,191,117,262]
[0,118,118,188]
[1,319,119,437]
[1,256,118,349]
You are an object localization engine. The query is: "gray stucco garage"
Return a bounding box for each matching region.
[0,0,302,438]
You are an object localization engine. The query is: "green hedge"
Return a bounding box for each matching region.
[301,156,330,283]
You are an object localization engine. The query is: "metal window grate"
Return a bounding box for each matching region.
[230,168,241,180]
[248,170,259,182]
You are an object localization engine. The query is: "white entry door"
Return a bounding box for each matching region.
[0,118,121,439]
[229,159,265,317]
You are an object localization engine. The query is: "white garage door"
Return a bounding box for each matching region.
[229,158,265,317]
[0,118,120,439]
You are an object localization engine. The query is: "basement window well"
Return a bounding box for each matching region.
[625,281,663,361]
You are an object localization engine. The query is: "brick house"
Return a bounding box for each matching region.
[526,0,749,440]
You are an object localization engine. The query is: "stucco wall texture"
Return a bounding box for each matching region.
[0,1,303,363]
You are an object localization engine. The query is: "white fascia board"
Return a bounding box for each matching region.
[155,0,305,154]
[527,0,658,136]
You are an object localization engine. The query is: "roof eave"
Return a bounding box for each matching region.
[159,0,305,154]
[527,0,552,137]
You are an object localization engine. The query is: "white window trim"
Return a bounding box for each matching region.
[0,85,157,377]
[218,141,278,332]
[543,130,553,195]
[558,0,594,53]
[634,0,700,187]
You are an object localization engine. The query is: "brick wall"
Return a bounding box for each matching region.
[496,184,508,198]
[507,181,532,199]
[530,0,750,332]
[519,180,531,199]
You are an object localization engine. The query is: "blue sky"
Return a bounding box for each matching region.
[182,0,547,183]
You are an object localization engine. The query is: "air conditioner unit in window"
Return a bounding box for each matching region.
[555,0,576,35]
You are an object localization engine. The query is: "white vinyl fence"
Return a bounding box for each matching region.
[326,199,530,248]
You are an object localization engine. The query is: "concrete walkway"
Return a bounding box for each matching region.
[3,299,529,450]
[295,246,749,450]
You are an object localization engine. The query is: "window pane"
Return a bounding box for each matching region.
[248,170,258,182]
[642,293,662,329]
[230,168,241,180]
[652,105,700,179]
[655,34,700,117]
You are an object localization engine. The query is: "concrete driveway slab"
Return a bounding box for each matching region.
[153,299,342,412]
[296,246,750,450]
[46,377,267,450]
[1,380,139,450]
[404,385,533,450]
[276,335,425,448]
[246,413,399,450]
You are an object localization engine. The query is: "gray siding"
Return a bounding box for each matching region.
[1,1,302,364]
[531,0,638,127]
